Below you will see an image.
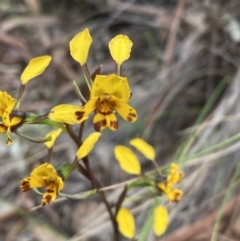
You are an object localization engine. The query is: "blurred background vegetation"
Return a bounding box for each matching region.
[1,0,240,240]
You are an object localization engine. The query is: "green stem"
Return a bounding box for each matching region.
[115,185,127,215]
[116,64,121,76]
[16,84,25,110]
[65,124,80,146]
[78,121,85,140]
[73,80,87,104]
[48,148,53,163]
[15,131,51,143]
[76,162,120,240]
[81,64,93,90]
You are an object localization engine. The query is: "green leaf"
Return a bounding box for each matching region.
[59,189,96,199]
[127,178,154,190]
[57,163,72,180]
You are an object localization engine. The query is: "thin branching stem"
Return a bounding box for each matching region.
[65,124,81,146]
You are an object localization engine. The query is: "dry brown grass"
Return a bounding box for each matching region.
[1,0,240,240]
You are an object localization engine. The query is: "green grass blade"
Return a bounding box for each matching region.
[211,162,240,241]
[138,199,158,241]
[174,76,230,163]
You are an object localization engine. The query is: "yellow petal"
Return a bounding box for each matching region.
[167,189,183,202]
[109,34,133,65]
[31,163,58,179]
[91,74,131,101]
[167,172,184,185]
[93,112,118,132]
[170,163,180,174]
[105,112,118,131]
[20,55,52,84]
[42,175,63,205]
[42,183,58,205]
[2,104,21,126]
[0,91,16,116]
[76,132,101,160]
[153,206,169,236]
[93,112,108,132]
[49,104,88,125]
[114,145,141,175]
[167,164,184,184]
[157,182,170,193]
[21,177,40,191]
[116,208,135,239]
[80,97,98,118]
[44,129,63,149]
[2,104,22,145]
[70,28,92,65]
[130,138,155,161]
[0,123,7,133]
[111,96,137,123]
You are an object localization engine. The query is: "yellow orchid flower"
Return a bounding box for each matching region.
[21,163,64,205]
[78,74,137,131]
[157,182,183,202]
[167,163,184,184]
[49,74,137,131]
[157,163,184,202]
[0,91,22,145]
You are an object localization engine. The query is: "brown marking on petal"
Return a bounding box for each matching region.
[172,191,182,202]
[21,180,31,192]
[110,121,118,130]
[129,112,136,118]
[100,110,112,115]
[156,182,167,193]
[42,194,52,206]
[127,116,133,122]
[46,188,54,193]
[94,119,107,132]
[127,112,137,122]
[75,111,85,120]
[97,97,113,115]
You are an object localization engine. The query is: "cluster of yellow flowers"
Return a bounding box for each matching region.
[114,138,184,239]
[0,28,184,239]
